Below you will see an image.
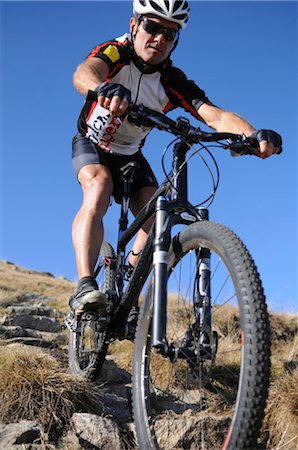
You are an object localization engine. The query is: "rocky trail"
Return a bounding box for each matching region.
[0,261,297,450]
[0,290,137,449]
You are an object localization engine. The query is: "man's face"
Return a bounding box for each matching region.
[130,15,179,66]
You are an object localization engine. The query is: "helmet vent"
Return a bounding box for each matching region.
[173,1,183,13]
[149,0,164,14]
[173,13,188,22]
[133,0,190,28]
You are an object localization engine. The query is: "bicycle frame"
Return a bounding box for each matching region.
[105,140,213,351]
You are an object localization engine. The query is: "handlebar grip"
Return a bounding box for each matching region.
[248,136,283,156]
[249,130,283,155]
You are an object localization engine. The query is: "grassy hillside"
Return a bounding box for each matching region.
[0,260,297,449]
[0,260,74,313]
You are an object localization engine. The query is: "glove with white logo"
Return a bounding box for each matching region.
[95,82,131,103]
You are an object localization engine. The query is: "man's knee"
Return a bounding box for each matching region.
[78,165,113,210]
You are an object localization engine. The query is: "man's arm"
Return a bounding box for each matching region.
[73,58,109,95]
[73,58,129,117]
[198,103,276,159]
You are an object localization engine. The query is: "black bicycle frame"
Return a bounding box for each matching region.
[109,140,212,347]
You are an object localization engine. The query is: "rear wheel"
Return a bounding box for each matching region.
[132,221,271,450]
[68,241,116,380]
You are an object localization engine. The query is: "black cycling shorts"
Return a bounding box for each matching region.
[72,133,158,203]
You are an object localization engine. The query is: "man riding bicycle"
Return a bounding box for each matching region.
[69,0,282,317]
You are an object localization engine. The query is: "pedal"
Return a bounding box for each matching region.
[96,315,111,331]
[81,311,97,321]
[81,311,111,331]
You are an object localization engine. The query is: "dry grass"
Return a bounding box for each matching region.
[262,369,298,450]
[109,339,134,374]
[0,260,74,314]
[270,312,298,342]
[0,342,100,441]
[0,260,297,449]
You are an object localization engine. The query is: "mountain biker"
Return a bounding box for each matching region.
[69,0,282,317]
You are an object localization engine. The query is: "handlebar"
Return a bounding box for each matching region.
[127,103,278,156]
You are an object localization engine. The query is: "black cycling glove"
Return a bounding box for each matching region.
[95,82,131,103]
[250,129,283,154]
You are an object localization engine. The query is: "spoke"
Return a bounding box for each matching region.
[213,293,237,312]
[213,274,230,305]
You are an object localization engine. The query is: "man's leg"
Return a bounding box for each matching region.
[71,164,113,315]
[129,186,157,267]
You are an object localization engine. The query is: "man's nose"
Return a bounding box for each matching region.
[153,32,166,45]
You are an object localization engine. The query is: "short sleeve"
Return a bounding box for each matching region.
[161,65,214,120]
[86,37,131,73]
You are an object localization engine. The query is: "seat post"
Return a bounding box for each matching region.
[116,162,139,265]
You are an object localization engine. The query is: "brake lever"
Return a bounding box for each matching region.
[227,136,259,157]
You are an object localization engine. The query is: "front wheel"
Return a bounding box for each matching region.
[132,221,271,450]
[68,241,116,381]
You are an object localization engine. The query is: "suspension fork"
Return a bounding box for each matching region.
[195,208,212,338]
[151,142,189,353]
[151,196,171,352]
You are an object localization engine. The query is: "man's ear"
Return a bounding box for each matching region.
[129,17,136,34]
[130,17,137,35]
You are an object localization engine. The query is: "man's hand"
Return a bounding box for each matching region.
[249,129,283,159]
[95,82,131,117]
[258,141,276,159]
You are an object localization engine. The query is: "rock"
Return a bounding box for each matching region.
[0,325,66,348]
[71,413,124,450]
[14,292,56,304]
[154,414,230,450]
[100,389,132,424]
[0,325,42,339]
[6,304,59,318]
[1,315,62,332]
[100,357,131,385]
[0,420,41,448]
[61,429,81,450]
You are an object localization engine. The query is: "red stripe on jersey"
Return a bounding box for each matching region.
[86,101,98,123]
[168,86,200,119]
[163,101,174,114]
[105,62,127,79]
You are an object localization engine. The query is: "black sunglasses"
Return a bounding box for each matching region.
[140,18,178,42]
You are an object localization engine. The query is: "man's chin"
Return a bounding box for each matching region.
[143,54,166,66]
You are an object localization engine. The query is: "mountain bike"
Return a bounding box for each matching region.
[66,104,277,449]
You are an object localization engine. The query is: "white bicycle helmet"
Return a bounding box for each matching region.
[133,0,190,29]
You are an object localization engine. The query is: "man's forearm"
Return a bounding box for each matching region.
[211,111,255,136]
[73,59,109,96]
[198,104,256,137]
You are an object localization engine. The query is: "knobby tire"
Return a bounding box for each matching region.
[132,221,271,450]
[68,241,115,381]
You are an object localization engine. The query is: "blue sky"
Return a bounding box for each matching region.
[0,1,297,313]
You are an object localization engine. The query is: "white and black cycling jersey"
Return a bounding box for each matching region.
[77,33,212,155]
